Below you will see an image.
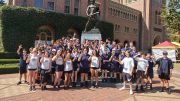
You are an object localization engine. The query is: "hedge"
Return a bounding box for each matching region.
[0,5,114,53]
[0,52,19,59]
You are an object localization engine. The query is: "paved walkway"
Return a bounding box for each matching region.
[0,73,180,101]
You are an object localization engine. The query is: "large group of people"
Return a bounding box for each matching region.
[17,36,173,95]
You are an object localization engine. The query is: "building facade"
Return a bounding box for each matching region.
[7,0,166,51]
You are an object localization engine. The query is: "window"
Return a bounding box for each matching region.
[34,0,43,8]
[74,0,79,16]
[125,27,129,33]
[47,1,55,11]
[64,0,70,13]
[22,0,27,7]
[155,11,158,24]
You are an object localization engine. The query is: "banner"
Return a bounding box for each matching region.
[152,49,176,61]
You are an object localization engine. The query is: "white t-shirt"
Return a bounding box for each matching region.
[56,56,63,65]
[41,57,50,70]
[64,60,73,71]
[135,57,149,71]
[122,57,134,74]
[90,56,99,68]
[28,55,39,69]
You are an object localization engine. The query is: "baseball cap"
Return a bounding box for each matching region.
[52,49,56,52]
[163,51,168,55]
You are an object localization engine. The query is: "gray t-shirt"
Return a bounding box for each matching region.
[135,57,149,71]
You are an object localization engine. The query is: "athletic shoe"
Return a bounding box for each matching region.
[150,84,153,90]
[17,81,21,85]
[29,86,32,91]
[140,85,145,92]
[32,86,36,91]
[130,90,133,95]
[134,85,138,91]
[119,86,126,91]
[160,87,164,92]
[166,88,171,94]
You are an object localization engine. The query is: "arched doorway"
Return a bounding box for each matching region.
[67,27,80,38]
[35,25,55,45]
[153,35,161,45]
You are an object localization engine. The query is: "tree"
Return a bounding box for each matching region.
[0,0,5,5]
[161,0,180,42]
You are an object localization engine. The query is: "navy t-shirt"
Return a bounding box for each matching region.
[147,58,154,70]
[80,54,90,68]
[19,53,27,68]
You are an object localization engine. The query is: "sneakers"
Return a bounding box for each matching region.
[166,88,171,94]
[85,81,89,88]
[32,86,36,91]
[140,85,145,92]
[135,85,138,91]
[17,81,21,85]
[119,86,126,91]
[29,86,32,91]
[150,83,153,90]
[130,90,134,95]
[160,87,164,92]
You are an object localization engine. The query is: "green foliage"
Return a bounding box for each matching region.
[0,5,113,53]
[0,52,19,59]
[161,0,180,42]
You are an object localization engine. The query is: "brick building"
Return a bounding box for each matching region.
[7,0,166,51]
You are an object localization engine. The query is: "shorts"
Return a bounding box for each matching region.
[80,67,89,73]
[28,69,37,71]
[19,66,27,74]
[136,70,146,78]
[51,67,55,74]
[40,69,49,83]
[55,65,64,72]
[91,67,99,70]
[123,73,132,82]
[159,73,170,80]
[64,70,73,74]
[73,66,78,71]
[147,69,154,78]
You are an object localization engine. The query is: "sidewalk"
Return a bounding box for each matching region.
[0,73,180,101]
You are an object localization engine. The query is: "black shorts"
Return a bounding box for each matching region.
[91,67,99,70]
[64,70,73,74]
[80,67,89,73]
[73,66,78,71]
[28,69,37,71]
[123,73,132,82]
[40,69,49,83]
[19,66,27,74]
[147,69,154,78]
[101,64,108,70]
[136,70,146,78]
[51,67,55,74]
[55,65,64,72]
[159,73,170,80]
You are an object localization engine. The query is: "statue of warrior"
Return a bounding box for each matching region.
[84,0,100,32]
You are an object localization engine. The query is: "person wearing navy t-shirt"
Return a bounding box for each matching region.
[146,53,155,90]
[78,48,90,87]
[156,51,173,93]
[101,48,110,83]
[17,45,28,85]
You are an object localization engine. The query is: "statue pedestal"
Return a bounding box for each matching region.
[81,28,102,44]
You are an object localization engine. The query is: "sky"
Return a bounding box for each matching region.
[4,0,7,3]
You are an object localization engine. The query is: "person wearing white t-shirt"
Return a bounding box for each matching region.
[134,53,149,92]
[89,50,101,88]
[119,51,134,95]
[26,48,39,91]
[40,51,51,90]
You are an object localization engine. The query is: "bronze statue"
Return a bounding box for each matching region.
[84,0,100,32]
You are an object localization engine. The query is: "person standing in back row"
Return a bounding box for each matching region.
[156,51,173,94]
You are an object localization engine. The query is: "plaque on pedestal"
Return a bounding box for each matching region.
[81,28,102,44]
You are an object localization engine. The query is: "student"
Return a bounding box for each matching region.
[50,49,56,85]
[40,51,51,90]
[52,49,64,88]
[146,53,155,90]
[71,48,79,87]
[134,53,149,92]
[119,51,134,95]
[64,53,73,89]
[26,48,39,91]
[89,50,101,88]
[78,48,90,87]
[17,44,28,85]
[109,49,116,83]
[101,48,110,83]
[118,50,126,83]
[156,51,173,94]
